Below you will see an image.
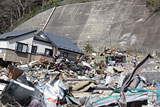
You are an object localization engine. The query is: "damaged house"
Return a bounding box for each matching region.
[0,30,83,64]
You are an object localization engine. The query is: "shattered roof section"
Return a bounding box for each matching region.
[44,32,84,54]
[34,34,49,43]
[0,30,37,39]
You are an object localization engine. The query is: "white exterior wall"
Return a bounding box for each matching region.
[33,40,53,55]
[7,34,34,53]
[0,34,79,61]
[0,41,8,48]
[0,34,53,55]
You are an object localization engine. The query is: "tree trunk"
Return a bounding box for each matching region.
[10,15,13,27]
[18,0,25,15]
[17,4,21,17]
[0,17,6,25]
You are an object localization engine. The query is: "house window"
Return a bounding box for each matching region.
[63,52,68,57]
[44,48,53,56]
[16,42,28,53]
[31,46,37,54]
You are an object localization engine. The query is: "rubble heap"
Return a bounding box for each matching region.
[0,49,160,107]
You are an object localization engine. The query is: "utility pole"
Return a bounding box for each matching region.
[28,36,34,64]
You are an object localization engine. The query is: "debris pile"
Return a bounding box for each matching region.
[0,49,160,106]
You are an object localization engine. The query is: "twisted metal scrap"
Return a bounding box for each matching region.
[119,54,153,107]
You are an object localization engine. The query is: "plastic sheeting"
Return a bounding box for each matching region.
[43,77,68,107]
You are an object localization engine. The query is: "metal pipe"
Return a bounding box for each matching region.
[42,7,56,31]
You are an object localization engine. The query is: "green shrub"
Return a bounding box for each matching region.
[146,0,160,12]
[83,42,94,53]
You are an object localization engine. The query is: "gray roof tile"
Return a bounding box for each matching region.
[43,32,83,54]
[0,30,37,39]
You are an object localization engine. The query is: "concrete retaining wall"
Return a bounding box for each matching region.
[14,0,160,52]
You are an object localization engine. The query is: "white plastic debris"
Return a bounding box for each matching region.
[92,53,96,56]
[43,78,67,107]
[82,61,91,69]
[0,84,6,94]
[17,64,29,71]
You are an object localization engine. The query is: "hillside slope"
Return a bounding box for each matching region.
[14,0,160,52]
